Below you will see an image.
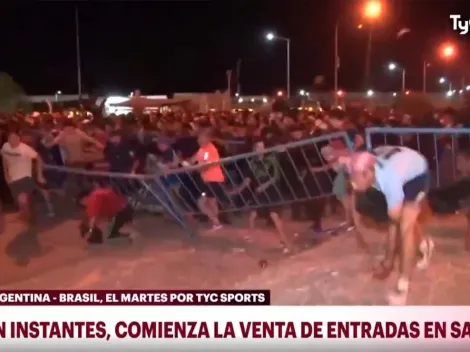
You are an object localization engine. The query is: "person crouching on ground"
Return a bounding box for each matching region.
[76,187,140,245]
[349,146,433,306]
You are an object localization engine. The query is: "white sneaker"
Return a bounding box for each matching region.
[128,231,141,243]
[416,238,435,270]
[387,289,408,306]
[210,224,223,231]
[339,221,355,232]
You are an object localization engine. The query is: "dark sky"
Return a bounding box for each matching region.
[1,0,469,96]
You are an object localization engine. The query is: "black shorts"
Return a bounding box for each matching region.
[403,172,430,202]
[200,182,226,201]
[253,186,283,217]
[8,177,36,199]
[355,172,430,222]
[107,205,133,238]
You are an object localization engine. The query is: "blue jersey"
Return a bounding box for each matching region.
[373,146,428,209]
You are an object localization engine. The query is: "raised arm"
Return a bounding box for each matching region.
[77,129,104,150]
[44,130,65,148]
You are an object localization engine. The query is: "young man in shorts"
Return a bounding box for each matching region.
[76,187,140,245]
[247,140,290,252]
[1,127,53,222]
[184,129,225,231]
[349,146,434,305]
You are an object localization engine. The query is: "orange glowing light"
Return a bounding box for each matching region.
[277,90,283,97]
[364,1,382,20]
[441,43,456,59]
[337,90,344,96]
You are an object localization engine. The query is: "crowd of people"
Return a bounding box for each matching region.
[2,103,470,305]
[0,106,466,242]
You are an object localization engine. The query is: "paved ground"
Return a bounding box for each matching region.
[0,205,331,289]
[1,205,469,305]
[238,216,470,305]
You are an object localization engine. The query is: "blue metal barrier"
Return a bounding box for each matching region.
[365,127,470,188]
[43,165,195,236]
[45,131,354,236]
[165,131,351,211]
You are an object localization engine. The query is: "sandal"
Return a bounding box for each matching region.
[372,261,394,280]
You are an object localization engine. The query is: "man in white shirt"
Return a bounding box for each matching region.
[1,128,49,222]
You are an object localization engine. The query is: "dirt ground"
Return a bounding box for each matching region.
[0,205,469,305]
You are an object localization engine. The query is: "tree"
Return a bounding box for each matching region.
[0,73,30,113]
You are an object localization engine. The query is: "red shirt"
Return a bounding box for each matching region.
[86,188,127,220]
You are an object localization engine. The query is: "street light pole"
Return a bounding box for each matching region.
[266,33,291,98]
[362,0,382,89]
[402,69,406,92]
[236,58,242,96]
[422,61,427,93]
[388,62,406,92]
[75,7,82,101]
[334,22,339,106]
[286,38,291,99]
[364,27,373,89]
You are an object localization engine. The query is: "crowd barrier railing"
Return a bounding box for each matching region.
[365,127,470,188]
[43,165,196,236]
[45,131,354,237]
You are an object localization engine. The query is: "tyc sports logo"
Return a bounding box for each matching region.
[450,15,469,35]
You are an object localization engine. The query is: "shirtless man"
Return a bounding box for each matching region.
[349,146,434,305]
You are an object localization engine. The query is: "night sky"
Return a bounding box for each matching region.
[1,0,468,96]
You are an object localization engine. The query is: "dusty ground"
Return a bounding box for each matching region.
[0,204,469,305]
[238,215,470,305]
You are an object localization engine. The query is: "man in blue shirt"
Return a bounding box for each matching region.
[349,146,434,306]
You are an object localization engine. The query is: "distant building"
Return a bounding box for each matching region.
[23,94,90,103]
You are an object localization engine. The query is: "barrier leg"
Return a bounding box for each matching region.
[140,178,196,238]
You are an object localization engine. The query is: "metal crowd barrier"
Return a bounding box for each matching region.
[44,131,354,237]
[42,165,195,235]
[365,127,470,188]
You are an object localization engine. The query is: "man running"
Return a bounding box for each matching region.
[1,127,53,222]
[349,145,434,305]
[183,129,225,231]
